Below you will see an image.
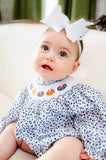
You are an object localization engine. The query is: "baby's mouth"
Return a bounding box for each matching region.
[42,64,53,71]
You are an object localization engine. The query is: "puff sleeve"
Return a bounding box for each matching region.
[66,84,106,160]
[0,86,28,134]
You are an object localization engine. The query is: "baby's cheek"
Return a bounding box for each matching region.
[33,61,38,72]
[33,56,38,70]
[33,50,38,60]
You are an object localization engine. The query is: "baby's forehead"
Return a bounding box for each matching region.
[44,27,66,36]
[41,28,70,44]
[41,28,79,50]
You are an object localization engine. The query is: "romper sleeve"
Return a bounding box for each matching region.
[0,86,28,134]
[69,84,106,160]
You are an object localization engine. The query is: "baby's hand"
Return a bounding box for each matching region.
[80,149,97,160]
[80,152,91,160]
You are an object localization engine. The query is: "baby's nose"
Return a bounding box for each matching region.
[46,57,54,62]
[46,52,55,62]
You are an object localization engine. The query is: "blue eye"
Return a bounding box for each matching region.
[59,51,67,57]
[42,45,49,51]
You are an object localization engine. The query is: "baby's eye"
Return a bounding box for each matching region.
[59,51,67,57]
[42,45,49,51]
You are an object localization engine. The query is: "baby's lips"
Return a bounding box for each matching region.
[42,64,53,71]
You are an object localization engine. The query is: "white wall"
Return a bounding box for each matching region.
[96,0,106,18]
[44,0,58,18]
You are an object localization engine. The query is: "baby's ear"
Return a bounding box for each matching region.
[71,61,80,73]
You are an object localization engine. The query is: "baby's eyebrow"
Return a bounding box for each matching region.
[42,41,51,45]
[60,47,71,54]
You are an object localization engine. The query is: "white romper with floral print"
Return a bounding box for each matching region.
[0,76,105,159]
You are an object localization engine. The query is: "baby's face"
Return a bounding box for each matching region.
[34,28,80,82]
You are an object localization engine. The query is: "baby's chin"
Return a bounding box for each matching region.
[39,75,68,83]
[39,77,54,82]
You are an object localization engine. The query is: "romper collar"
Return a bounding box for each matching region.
[27,75,78,101]
[35,76,69,86]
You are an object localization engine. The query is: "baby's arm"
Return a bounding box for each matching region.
[66,84,105,160]
[0,86,27,133]
[73,85,106,160]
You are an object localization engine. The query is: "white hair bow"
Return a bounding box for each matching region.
[41,5,93,56]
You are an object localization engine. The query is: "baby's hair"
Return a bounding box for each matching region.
[77,40,83,60]
[80,40,83,53]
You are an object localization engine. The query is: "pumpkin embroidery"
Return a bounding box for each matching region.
[57,84,67,91]
[37,91,44,97]
[32,89,36,95]
[46,89,55,96]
